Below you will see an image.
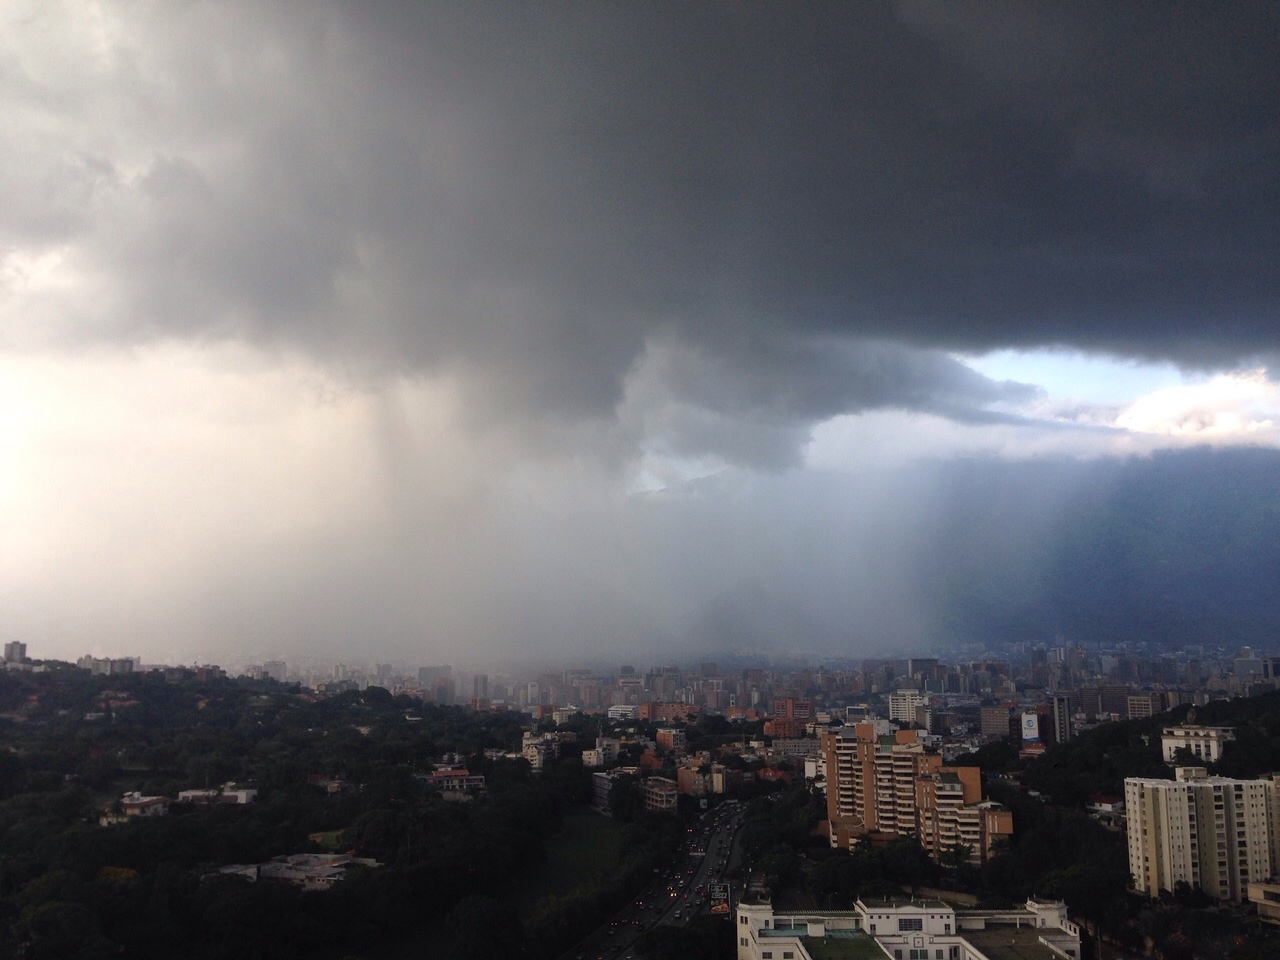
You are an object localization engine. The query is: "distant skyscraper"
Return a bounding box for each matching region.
[264,660,287,683]
[1051,693,1075,745]
[418,664,451,685]
[3,641,26,663]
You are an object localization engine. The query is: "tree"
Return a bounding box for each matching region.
[608,773,641,823]
[446,895,526,960]
[806,852,865,908]
[636,915,732,960]
[941,843,974,871]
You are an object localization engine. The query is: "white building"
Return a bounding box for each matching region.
[1125,767,1275,903]
[220,853,379,891]
[1161,725,1236,764]
[1247,879,1280,926]
[101,791,170,824]
[78,655,136,676]
[888,690,927,725]
[177,783,257,804]
[263,660,288,682]
[522,731,562,770]
[735,897,1080,960]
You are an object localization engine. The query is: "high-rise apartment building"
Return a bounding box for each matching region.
[1127,692,1162,720]
[887,689,926,724]
[1125,767,1275,903]
[979,702,1014,736]
[1051,692,1076,745]
[821,724,1011,863]
[915,766,1014,864]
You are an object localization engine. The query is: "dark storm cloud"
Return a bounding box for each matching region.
[333,1,1279,358]
[627,336,1042,467]
[10,1,1279,449]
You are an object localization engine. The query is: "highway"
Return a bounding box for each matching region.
[559,800,746,960]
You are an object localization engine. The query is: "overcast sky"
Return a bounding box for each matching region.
[2,1,1278,668]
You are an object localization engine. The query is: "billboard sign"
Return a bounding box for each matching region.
[1021,712,1039,742]
[709,882,730,914]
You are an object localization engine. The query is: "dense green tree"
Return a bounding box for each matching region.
[608,772,641,823]
[446,895,527,960]
[635,915,733,960]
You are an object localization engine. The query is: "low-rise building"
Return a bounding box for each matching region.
[640,775,678,812]
[657,727,687,755]
[1247,880,1280,926]
[592,767,640,811]
[421,768,485,796]
[522,731,562,770]
[100,791,170,824]
[1161,724,1236,764]
[219,853,380,891]
[178,782,257,804]
[735,896,1081,960]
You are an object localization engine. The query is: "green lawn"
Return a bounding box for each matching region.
[307,829,345,850]
[515,809,625,909]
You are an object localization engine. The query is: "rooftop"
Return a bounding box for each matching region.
[858,898,952,911]
[962,925,1063,960]
[801,934,889,960]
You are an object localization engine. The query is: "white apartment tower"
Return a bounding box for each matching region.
[1126,767,1274,903]
[887,689,926,724]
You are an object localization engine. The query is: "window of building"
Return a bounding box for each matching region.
[741,916,749,925]
[784,954,794,959]
[740,938,748,947]
[899,918,923,932]
[762,953,772,959]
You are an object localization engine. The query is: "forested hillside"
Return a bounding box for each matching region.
[0,668,677,960]
[922,447,1280,647]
